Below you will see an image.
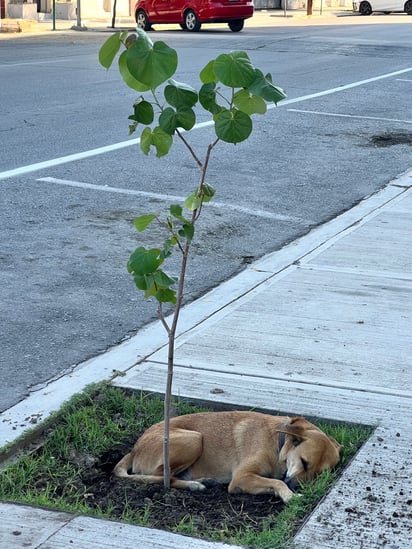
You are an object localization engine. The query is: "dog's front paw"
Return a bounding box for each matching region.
[188,481,207,491]
[280,486,300,504]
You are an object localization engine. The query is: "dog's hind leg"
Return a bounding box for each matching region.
[113,428,206,491]
[162,428,207,490]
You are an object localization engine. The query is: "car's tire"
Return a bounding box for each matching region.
[185,10,201,32]
[180,23,187,30]
[135,9,151,30]
[405,0,412,14]
[359,1,372,14]
[228,19,244,32]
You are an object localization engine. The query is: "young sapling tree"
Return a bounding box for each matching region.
[99,29,286,489]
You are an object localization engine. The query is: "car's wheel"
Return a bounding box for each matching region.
[228,19,244,32]
[185,10,201,32]
[359,1,372,14]
[405,0,412,14]
[135,9,151,30]
[180,22,187,30]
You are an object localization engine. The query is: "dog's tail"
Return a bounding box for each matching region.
[112,452,134,478]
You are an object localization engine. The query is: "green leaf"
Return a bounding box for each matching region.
[214,109,252,143]
[159,107,195,134]
[129,120,138,135]
[132,273,152,291]
[135,27,154,47]
[179,223,195,242]
[199,83,222,115]
[119,51,150,92]
[140,127,152,155]
[134,214,157,231]
[165,79,198,108]
[247,69,287,104]
[202,183,216,202]
[161,238,177,259]
[153,270,177,288]
[170,204,187,221]
[155,288,177,304]
[133,99,154,125]
[233,89,267,115]
[184,192,202,211]
[159,107,176,134]
[152,127,173,157]
[140,127,173,157]
[213,51,256,88]
[199,60,217,84]
[99,32,121,69]
[126,39,178,88]
[127,247,163,276]
[176,108,195,131]
[184,184,216,210]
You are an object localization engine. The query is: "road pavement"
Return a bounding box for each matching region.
[1,11,411,414]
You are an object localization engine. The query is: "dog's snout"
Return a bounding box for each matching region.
[285,476,299,491]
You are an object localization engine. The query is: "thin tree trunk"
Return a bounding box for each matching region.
[162,330,175,489]
[111,0,117,28]
[162,138,219,489]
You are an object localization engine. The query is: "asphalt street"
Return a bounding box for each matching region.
[1,14,411,412]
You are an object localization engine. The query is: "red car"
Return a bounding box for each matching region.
[134,0,254,32]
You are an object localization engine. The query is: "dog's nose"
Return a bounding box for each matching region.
[285,476,299,491]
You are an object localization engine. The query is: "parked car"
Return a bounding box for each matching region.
[134,0,254,32]
[353,0,412,14]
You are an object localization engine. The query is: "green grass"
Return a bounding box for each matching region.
[0,384,373,548]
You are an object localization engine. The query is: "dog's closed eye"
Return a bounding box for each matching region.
[301,458,309,472]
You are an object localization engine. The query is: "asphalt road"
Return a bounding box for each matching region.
[1,14,411,412]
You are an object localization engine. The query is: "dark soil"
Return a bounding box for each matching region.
[73,440,285,536]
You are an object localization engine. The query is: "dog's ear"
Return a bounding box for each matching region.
[278,417,307,446]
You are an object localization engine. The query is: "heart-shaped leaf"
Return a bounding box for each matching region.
[99,32,121,69]
[214,109,252,143]
[233,89,267,115]
[199,60,217,84]
[134,214,157,231]
[119,51,150,92]
[199,83,223,115]
[165,79,198,108]
[126,40,178,88]
[248,69,287,104]
[134,100,154,124]
[159,107,195,134]
[127,247,163,276]
[213,51,256,88]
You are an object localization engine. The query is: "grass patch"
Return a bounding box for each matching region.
[0,384,372,548]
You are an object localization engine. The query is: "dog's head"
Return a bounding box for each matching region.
[277,417,342,489]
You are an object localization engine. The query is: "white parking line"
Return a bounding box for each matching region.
[0,66,411,182]
[36,177,305,222]
[287,109,412,124]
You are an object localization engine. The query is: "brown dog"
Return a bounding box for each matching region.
[113,411,342,503]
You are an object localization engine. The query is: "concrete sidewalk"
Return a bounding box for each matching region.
[1,170,411,547]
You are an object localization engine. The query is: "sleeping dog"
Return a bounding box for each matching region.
[113,411,342,503]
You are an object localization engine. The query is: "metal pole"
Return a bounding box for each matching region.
[52,0,56,30]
